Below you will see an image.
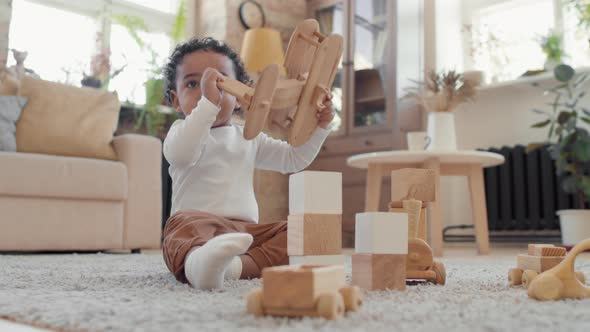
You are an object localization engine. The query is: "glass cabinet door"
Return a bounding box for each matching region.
[314,1,346,134]
[351,0,390,129]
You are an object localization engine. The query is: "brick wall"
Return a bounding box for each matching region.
[192,0,307,51]
[0,0,12,70]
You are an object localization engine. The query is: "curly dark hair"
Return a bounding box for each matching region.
[163,37,251,106]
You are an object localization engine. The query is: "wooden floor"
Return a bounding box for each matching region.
[2,243,589,331]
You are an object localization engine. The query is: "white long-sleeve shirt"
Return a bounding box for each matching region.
[163,97,330,223]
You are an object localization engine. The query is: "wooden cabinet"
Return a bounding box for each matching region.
[307,0,424,247]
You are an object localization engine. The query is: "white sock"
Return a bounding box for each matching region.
[184,233,253,290]
[224,256,243,281]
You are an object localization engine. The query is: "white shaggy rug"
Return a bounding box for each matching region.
[1,252,590,332]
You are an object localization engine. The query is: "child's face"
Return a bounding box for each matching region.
[171,50,238,127]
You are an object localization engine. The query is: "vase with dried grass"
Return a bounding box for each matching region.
[404,70,479,151]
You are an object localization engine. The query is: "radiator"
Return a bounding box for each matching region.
[482,145,588,232]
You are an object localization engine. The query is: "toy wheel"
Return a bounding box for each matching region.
[246,288,265,317]
[339,286,362,312]
[528,274,564,301]
[575,271,586,285]
[317,293,344,320]
[522,270,538,289]
[433,261,446,285]
[508,268,523,286]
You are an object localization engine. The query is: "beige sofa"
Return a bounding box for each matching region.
[0,134,162,251]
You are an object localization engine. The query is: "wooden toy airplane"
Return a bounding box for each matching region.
[217,19,343,146]
[528,238,590,301]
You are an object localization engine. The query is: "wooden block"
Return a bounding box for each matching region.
[390,168,436,203]
[262,265,345,310]
[517,254,564,272]
[527,244,566,257]
[355,212,408,254]
[389,206,427,240]
[352,253,406,291]
[287,214,342,255]
[402,199,422,238]
[289,255,345,266]
[289,171,342,214]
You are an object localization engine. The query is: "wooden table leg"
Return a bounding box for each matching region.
[468,165,490,255]
[423,158,443,257]
[365,164,382,212]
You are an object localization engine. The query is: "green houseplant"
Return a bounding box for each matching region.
[538,30,566,71]
[530,64,590,245]
[114,0,186,138]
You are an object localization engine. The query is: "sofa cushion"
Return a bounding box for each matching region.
[0,151,127,200]
[16,76,120,160]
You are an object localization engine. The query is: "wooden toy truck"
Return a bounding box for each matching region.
[388,169,446,285]
[217,19,343,147]
[246,265,362,320]
[508,244,585,288]
[528,238,590,301]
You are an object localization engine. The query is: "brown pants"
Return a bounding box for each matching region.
[162,210,288,283]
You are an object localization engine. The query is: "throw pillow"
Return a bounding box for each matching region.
[0,71,20,95]
[16,76,120,160]
[0,96,27,151]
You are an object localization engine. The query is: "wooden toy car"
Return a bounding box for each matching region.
[528,238,590,301]
[246,265,362,320]
[389,200,446,285]
[217,19,343,146]
[508,244,585,288]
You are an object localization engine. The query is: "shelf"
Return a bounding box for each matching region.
[477,66,590,92]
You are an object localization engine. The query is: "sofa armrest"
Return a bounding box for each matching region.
[113,134,162,249]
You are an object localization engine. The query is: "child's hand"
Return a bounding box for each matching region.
[316,93,335,129]
[201,67,224,106]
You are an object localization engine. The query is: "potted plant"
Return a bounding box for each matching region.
[530,64,590,245]
[113,0,185,139]
[404,70,478,151]
[538,30,566,71]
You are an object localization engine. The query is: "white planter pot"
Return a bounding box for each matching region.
[557,209,590,246]
[426,112,457,151]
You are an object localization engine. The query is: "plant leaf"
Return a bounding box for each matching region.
[532,119,551,128]
[582,117,590,125]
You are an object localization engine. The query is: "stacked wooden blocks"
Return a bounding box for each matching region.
[352,212,408,291]
[288,171,344,265]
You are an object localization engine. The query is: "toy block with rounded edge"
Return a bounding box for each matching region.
[352,253,406,291]
[289,171,342,215]
[527,244,567,257]
[390,168,436,204]
[288,214,342,255]
[528,238,590,301]
[355,212,408,254]
[289,255,345,266]
[246,265,362,319]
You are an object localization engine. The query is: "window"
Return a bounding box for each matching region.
[7,0,180,105]
[468,0,554,83]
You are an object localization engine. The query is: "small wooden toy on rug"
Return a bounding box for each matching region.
[389,168,446,285]
[216,19,343,146]
[528,238,590,301]
[246,265,362,319]
[288,171,345,265]
[508,244,585,288]
[352,211,408,291]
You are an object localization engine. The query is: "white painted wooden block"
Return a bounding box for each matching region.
[355,212,408,254]
[289,171,342,214]
[289,255,346,266]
